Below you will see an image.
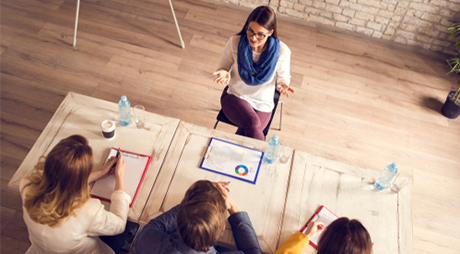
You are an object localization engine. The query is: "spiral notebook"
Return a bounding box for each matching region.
[90,147,151,207]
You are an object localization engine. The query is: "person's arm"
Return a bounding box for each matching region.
[87,152,125,185]
[214,36,237,85]
[274,221,325,254]
[87,191,131,236]
[143,205,179,234]
[228,212,262,254]
[216,36,235,72]
[87,156,117,183]
[276,42,294,97]
[274,232,309,254]
[214,182,262,254]
[135,205,180,254]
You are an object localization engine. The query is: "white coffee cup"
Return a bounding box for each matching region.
[101,120,116,139]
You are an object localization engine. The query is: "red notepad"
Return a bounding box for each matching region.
[300,205,339,248]
[90,147,151,207]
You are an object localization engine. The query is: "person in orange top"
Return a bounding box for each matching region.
[275,218,372,254]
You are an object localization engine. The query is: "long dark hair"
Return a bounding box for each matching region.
[317,217,373,254]
[237,6,278,39]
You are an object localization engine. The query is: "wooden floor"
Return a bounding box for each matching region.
[1,0,459,253]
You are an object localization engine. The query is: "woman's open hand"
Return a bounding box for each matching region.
[277,83,295,98]
[213,69,230,85]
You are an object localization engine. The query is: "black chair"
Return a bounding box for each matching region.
[213,89,283,138]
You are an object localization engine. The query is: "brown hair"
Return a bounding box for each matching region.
[317,217,373,254]
[22,135,93,227]
[237,5,278,39]
[176,180,227,251]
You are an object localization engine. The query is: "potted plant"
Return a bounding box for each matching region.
[442,16,460,119]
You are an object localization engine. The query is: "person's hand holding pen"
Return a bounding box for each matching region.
[113,152,126,192]
[87,148,125,192]
[213,181,239,215]
[303,221,325,239]
[213,69,230,85]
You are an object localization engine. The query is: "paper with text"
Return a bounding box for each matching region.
[90,147,151,207]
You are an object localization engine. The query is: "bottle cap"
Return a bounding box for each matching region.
[121,95,127,101]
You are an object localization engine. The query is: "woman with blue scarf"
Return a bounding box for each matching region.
[214,6,294,141]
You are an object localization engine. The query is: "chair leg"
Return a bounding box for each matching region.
[73,0,81,47]
[168,0,185,49]
[279,100,283,131]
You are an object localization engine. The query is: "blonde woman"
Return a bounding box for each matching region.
[20,135,130,254]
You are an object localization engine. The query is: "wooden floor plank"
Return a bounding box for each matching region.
[1,0,459,253]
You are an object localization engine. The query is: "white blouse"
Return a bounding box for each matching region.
[217,35,291,112]
[20,178,131,254]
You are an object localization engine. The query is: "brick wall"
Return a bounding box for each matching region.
[215,0,460,55]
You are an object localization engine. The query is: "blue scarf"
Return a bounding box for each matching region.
[237,33,280,86]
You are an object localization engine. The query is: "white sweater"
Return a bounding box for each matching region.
[20,178,131,254]
[217,35,291,112]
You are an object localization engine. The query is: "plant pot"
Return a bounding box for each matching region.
[441,91,460,119]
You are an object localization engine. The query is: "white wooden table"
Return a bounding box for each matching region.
[8,92,180,221]
[278,151,413,254]
[139,121,294,253]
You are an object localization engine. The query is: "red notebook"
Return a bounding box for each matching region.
[90,147,151,207]
[300,205,339,248]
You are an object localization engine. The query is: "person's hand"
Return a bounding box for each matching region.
[114,153,126,191]
[277,83,295,98]
[213,69,230,85]
[101,156,118,177]
[87,156,118,183]
[303,221,325,239]
[213,182,239,215]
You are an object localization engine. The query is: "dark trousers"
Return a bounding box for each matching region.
[221,87,271,141]
[100,221,139,253]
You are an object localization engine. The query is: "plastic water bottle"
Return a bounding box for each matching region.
[374,162,398,190]
[263,134,280,164]
[118,95,131,126]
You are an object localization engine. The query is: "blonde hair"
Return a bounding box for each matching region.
[22,135,93,227]
[177,180,227,251]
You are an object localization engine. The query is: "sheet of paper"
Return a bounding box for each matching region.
[90,148,151,206]
[200,138,264,184]
[304,206,339,247]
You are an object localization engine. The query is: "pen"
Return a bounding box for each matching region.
[112,148,120,171]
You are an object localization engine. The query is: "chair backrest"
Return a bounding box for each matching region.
[262,89,281,137]
[215,87,281,138]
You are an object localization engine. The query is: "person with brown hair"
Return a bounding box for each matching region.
[275,217,373,254]
[20,134,130,254]
[135,180,262,254]
[214,5,294,141]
